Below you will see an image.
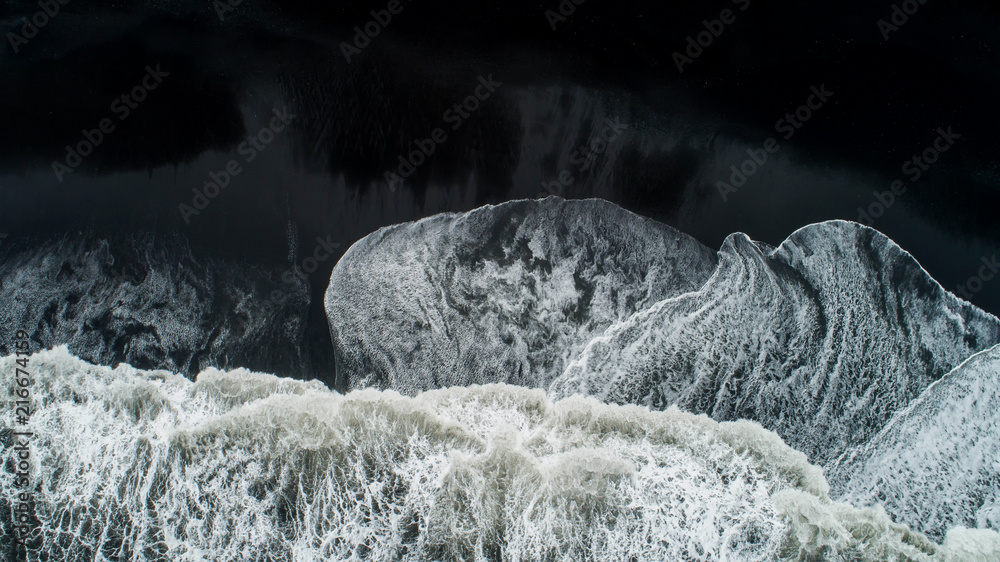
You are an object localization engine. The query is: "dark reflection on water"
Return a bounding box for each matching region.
[1,1,999,382]
[0,36,245,176]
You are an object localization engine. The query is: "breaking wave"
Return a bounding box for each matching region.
[829,343,1000,542]
[325,198,1000,471]
[3,348,998,561]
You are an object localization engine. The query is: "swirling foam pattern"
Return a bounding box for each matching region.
[325,198,1000,543]
[325,197,718,393]
[0,233,311,377]
[5,348,997,561]
[829,343,1000,541]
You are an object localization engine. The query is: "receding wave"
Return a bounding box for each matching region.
[0,232,312,377]
[3,348,998,561]
[325,199,1000,471]
[325,197,719,394]
[829,343,1000,542]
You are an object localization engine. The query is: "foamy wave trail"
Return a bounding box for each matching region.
[829,343,1000,542]
[325,197,718,394]
[548,219,1000,467]
[0,232,311,377]
[326,198,1000,467]
[3,348,999,561]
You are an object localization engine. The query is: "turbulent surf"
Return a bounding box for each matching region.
[0,233,312,378]
[4,198,1000,560]
[3,348,998,561]
[324,197,1000,546]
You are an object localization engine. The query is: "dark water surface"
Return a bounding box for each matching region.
[1,0,999,382]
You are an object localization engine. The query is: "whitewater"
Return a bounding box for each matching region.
[4,199,1000,560]
[2,347,998,561]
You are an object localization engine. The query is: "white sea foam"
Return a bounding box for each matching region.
[326,199,1000,473]
[3,348,998,561]
[0,233,312,377]
[326,197,718,394]
[829,343,1000,541]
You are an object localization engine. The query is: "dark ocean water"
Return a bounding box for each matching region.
[1,0,999,384]
[3,5,1000,559]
